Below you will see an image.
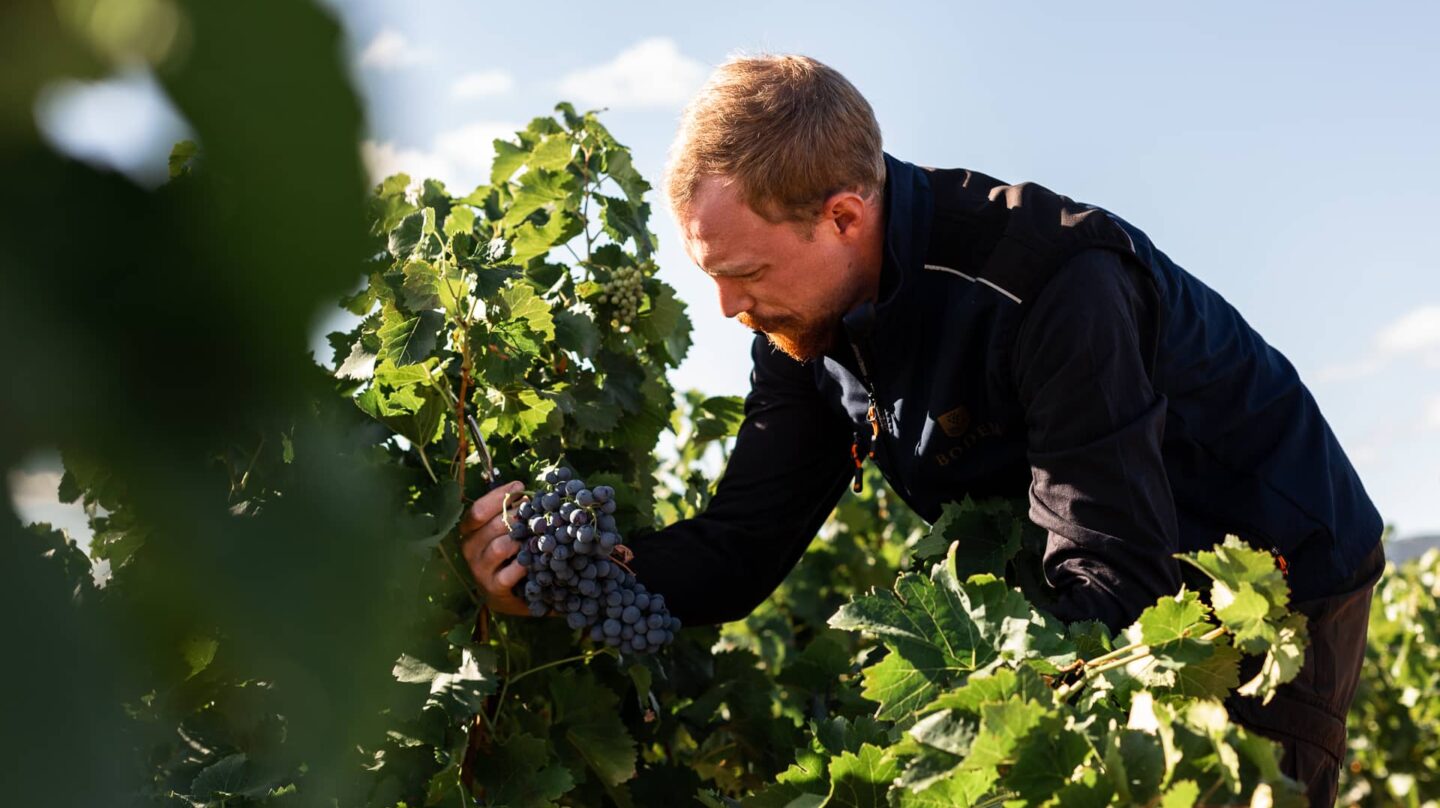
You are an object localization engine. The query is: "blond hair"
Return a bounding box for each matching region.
[664,53,885,229]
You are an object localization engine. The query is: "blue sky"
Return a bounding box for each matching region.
[21,0,1440,539]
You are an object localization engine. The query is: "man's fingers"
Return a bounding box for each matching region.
[495,560,527,590]
[483,534,519,568]
[460,480,525,532]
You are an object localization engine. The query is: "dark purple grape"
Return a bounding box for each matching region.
[566,595,582,612]
[606,591,623,607]
[554,545,572,561]
[568,510,589,526]
[647,613,665,630]
[528,516,547,534]
[575,489,595,506]
[537,535,557,553]
[634,593,650,610]
[579,580,599,598]
[669,617,682,632]
[556,467,573,482]
[544,470,559,484]
[593,485,613,503]
[518,502,535,519]
[630,635,647,651]
[509,523,529,540]
[524,580,541,599]
[528,601,548,617]
[560,502,576,517]
[605,635,622,647]
[621,626,634,640]
[603,619,621,636]
[646,628,666,645]
[564,479,585,496]
[516,549,533,567]
[577,525,596,543]
[649,595,666,613]
[581,599,599,616]
[620,590,635,607]
[606,606,623,619]
[566,612,587,630]
[589,624,605,642]
[600,500,617,514]
[581,564,598,579]
[622,605,641,624]
[598,515,617,532]
[535,570,554,586]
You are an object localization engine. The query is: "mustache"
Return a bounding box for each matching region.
[737,311,802,332]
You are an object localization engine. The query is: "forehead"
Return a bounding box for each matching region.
[679,176,781,273]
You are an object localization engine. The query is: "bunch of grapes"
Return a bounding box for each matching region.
[508,466,680,654]
[596,265,645,325]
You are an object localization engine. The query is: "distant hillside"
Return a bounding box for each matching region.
[1387,534,1440,565]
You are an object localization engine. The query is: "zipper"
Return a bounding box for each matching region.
[847,336,894,493]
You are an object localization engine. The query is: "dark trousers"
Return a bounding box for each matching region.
[1225,541,1386,807]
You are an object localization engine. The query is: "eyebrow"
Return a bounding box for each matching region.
[703,262,764,278]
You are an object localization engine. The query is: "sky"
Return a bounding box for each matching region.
[16,0,1440,541]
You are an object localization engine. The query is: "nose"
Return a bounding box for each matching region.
[714,277,754,319]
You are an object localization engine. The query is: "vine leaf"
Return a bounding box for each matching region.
[377,307,444,367]
[826,744,901,808]
[467,732,575,808]
[550,669,638,787]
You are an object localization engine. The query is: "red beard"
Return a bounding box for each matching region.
[738,311,836,363]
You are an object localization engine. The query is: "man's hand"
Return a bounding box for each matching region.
[459,480,530,616]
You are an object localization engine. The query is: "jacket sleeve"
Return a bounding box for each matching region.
[1011,247,1183,632]
[627,334,855,625]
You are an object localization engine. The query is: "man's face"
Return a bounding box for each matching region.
[677,176,875,362]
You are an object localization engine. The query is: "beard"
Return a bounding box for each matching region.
[738,309,839,363]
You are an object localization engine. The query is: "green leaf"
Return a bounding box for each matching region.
[528,133,575,172]
[1137,589,1212,646]
[1159,779,1200,808]
[826,744,900,808]
[924,665,1053,716]
[1212,580,1275,654]
[856,651,942,721]
[501,168,573,229]
[510,209,578,265]
[442,205,476,238]
[1236,612,1308,703]
[633,282,690,365]
[551,670,637,787]
[693,395,746,443]
[915,496,1022,573]
[490,137,528,185]
[961,697,1048,771]
[908,709,977,756]
[182,635,218,680]
[554,309,601,358]
[597,194,654,256]
[1167,639,1241,700]
[1003,716,1091,802]
[377,307,445,366]
[389,209,425,258]
[1180,534,1290,616]
[468,732,575,808]
[498,282,557,343]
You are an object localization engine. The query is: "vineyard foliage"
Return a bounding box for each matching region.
[1,2,1433,806]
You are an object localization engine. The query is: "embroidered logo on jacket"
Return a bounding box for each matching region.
[938,406,972,437]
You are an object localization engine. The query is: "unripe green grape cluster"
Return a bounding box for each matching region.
[597,266,646,325]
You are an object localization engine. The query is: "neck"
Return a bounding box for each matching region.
[854,194,888,306]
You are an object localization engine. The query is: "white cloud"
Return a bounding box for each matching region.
[6,470,62,507]
[1426,395,1440,431]
[359,29,433,70]
[555,37,709,109]
[1316,303,1440,382]
[451,70,515,100]
[362,120,521,193]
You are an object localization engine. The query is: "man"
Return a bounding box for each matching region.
[461,54,1384,805]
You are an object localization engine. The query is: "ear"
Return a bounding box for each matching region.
[824,189,868,238]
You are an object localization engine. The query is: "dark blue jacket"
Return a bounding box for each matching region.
[631,153,1384,631]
